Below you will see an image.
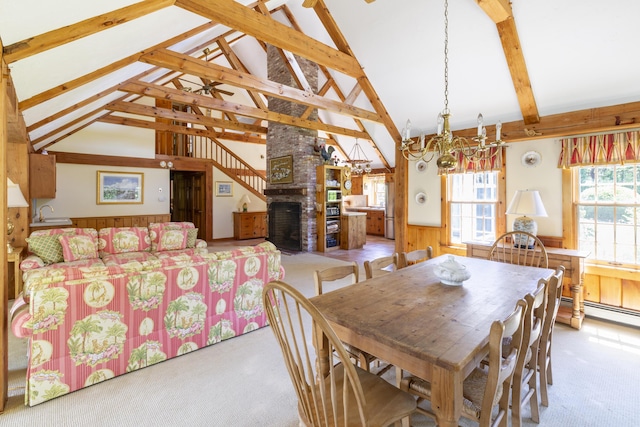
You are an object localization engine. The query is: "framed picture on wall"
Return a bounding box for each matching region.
[97,171,144,204]
[216,181,233,197]
[269,155,294,184]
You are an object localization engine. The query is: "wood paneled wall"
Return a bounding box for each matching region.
[70,214,171,230]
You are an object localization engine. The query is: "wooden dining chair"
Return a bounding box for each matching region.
[263,280,416,427]
[401,299,527,427]
[398,246,433,269]
[364,253,399,279]
[488,231,549,268]
[512,280,548,427]
[539,265,566,407]
[314,263,380,373]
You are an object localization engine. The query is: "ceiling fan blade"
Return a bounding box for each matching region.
[215,88,235,96]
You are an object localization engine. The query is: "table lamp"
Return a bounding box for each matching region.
[7,178,29,253]
[506,189,547,248]
[240,194,251,212]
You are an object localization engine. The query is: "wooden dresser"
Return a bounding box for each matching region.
[466,241,590,329]
[233,211,267,240]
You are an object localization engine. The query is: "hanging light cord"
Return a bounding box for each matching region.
[443,0,449,114]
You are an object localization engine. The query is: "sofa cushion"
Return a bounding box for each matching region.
[186,228,198,248]
[98,227,151,257]
[59,234,99,262]
[149,222,195,251]
[25,235,64,264]
[156,229,188,251]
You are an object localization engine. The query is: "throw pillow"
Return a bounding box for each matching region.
[59,234,99,262]
[156,229,188,252]
[26,235,64,264]
[186,228,199,248]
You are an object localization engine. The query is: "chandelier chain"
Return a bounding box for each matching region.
[443,0,449,112]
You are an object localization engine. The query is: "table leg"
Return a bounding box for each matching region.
[431,365,463,427]
[314,323,331,378]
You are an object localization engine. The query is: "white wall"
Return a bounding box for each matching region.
[46,121,268,239]
[407,137,563,237]
[212,167,267,239]
[34,163,170,220]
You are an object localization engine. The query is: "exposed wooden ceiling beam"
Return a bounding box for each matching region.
[497,18,540,125]
[312,1,394,168]
[119,80,371,139]
[106,101,267,134]
[98,115,265,144]
[18,21,219,111]
[139,48,381,123]
[175,0,364,77]
[417,100,640,143]
[3,0,176,63]
[474,0,512,24]
[474,0,540,125]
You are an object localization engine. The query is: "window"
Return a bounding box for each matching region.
[449,172,498,244]
[363,175,386,207]
[576,165,640,265]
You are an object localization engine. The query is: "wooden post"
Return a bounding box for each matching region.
[1,40,10,413]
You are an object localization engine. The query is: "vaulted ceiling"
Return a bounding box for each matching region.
[3,0,640,171]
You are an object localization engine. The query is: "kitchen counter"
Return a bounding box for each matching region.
[341,213,366,249]
[30,217,73,227]
[344,207,385,236]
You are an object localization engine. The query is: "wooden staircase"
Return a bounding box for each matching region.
[159,133,266,201]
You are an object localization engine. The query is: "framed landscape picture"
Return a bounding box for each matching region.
[97,171,144,204]
[216,181,233,197]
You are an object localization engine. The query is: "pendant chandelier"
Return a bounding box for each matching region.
[344,139,372,175]
[399,0,505,170]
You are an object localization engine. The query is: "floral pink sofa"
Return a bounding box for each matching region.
[12,222,284,406]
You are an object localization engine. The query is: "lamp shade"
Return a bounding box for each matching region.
[506,190,547,217]
[239,194,251,212]
[7,178,29,208]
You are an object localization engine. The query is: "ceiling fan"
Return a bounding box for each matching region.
[302,0,374,6]
[178,78,235,96]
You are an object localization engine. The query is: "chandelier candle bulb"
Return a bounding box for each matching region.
[477,113,484,137]
[437,113,444,135]
[496,121,502,141]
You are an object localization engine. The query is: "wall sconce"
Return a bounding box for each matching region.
[159,161,174,169]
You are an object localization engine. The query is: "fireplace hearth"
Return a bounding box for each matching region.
[268,202,302,252]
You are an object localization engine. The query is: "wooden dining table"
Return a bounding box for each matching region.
[310,255,553,427]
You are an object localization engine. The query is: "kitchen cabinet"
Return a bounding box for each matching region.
[30,154,56,198]
[233,211,267,240]
[350,176,363,195]
[366,210,385,236]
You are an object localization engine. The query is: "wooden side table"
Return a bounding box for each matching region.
[7,246,24,300]
[466,241,589,329]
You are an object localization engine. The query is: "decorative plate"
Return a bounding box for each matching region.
[416,160,428,172]
[415,192,427,204]
[522,150,541,167]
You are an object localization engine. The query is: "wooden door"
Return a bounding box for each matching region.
[171,171,205,239]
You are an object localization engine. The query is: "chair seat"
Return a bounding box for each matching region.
[301,363,416,427]
[403,368,505,422]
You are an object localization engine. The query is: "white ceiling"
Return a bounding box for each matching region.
[2,0,640,170]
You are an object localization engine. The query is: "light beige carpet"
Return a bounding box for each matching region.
[4,252,640,426]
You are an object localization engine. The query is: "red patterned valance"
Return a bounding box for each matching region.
[558,131,640,168]
[439,146,502,175]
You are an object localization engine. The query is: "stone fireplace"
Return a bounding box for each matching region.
[265,44,321,252]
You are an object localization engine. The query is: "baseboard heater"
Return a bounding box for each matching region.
[562,297,640,328]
